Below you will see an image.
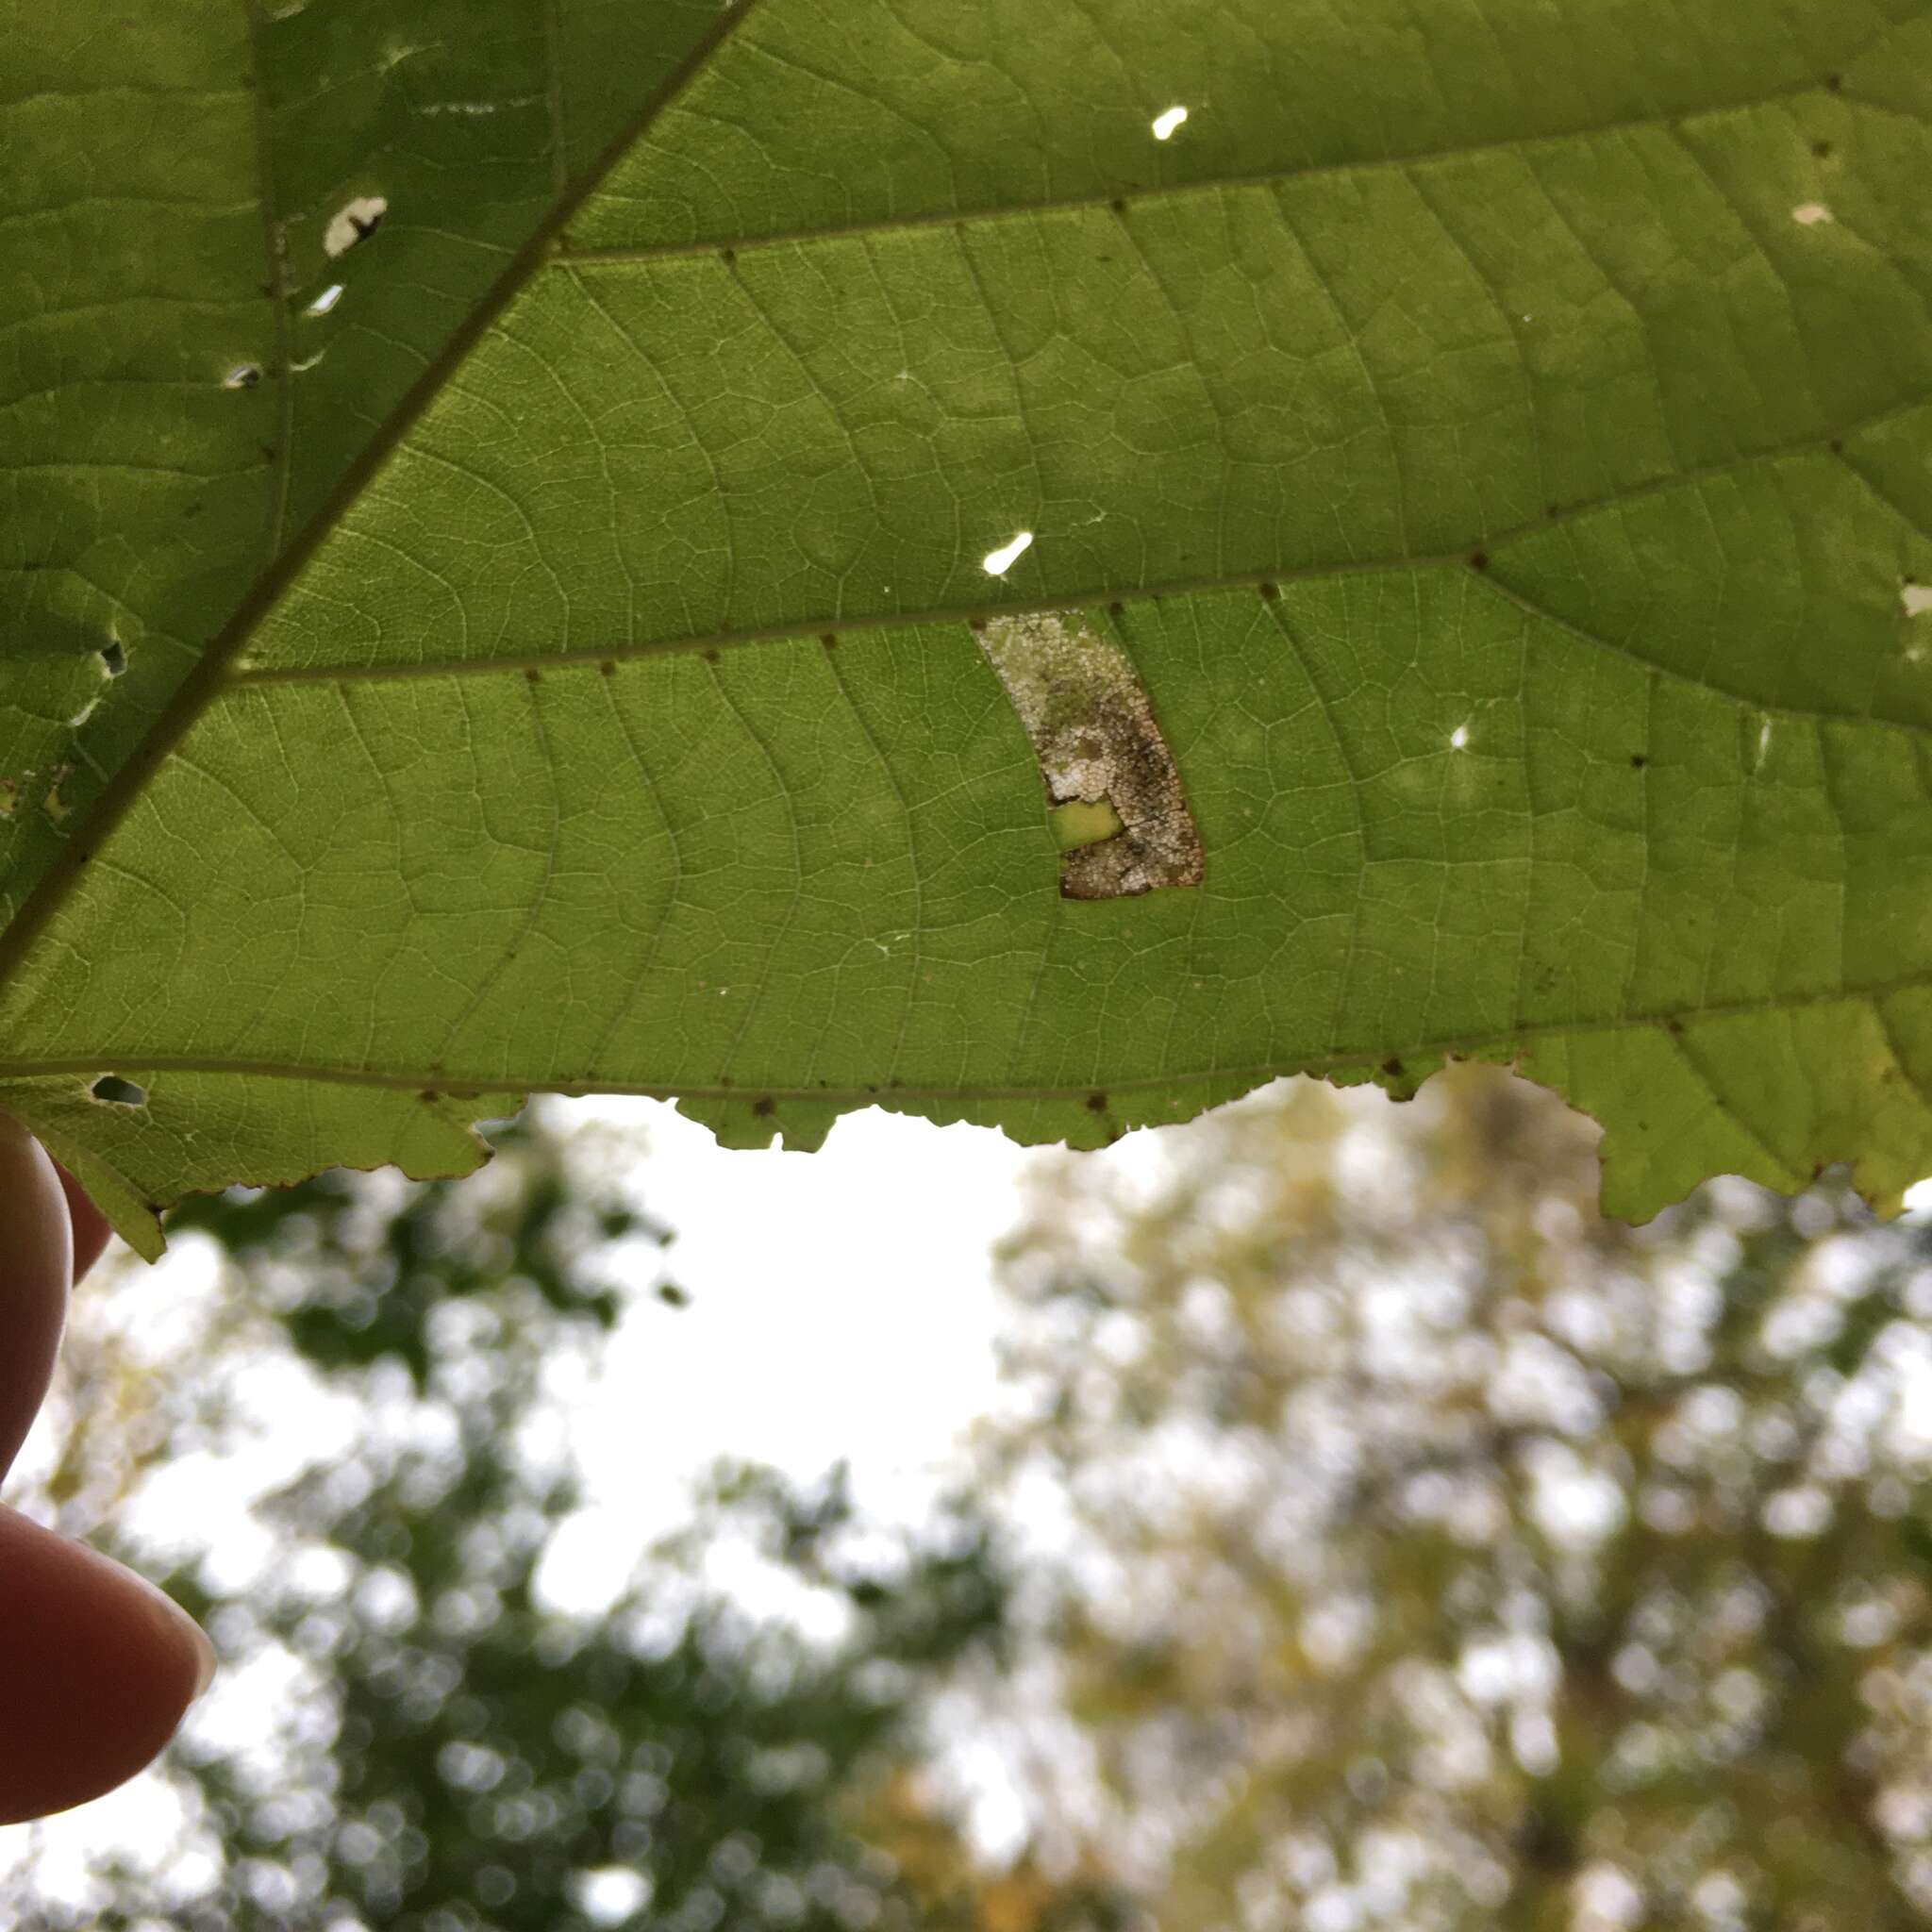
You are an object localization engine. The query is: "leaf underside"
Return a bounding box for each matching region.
[4,0,1932,1255]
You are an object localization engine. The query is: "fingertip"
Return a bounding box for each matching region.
[0,1508,214,1824]
[53,1161,114,1284]
[0,1117,73,1483]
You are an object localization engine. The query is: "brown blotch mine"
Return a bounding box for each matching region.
[975,609,1205,900]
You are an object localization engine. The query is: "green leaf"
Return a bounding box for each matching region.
[5,0,1932,1253]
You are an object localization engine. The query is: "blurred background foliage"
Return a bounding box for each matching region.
[6,1068,1932,1930]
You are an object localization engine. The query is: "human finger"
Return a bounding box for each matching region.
[0,1116,217,1823]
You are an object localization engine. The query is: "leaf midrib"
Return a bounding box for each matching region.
[0,0,771,1000]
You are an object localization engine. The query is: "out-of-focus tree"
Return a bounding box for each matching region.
[967,1066,1932,1931]
[0,1109,1132,1932]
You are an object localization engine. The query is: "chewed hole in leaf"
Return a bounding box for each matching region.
[325,195,388,258]
[90,1074,147,1108]
[1791,202,1834,225]
[981,530,1033,575]
[99,641,125,676]
[1450,724,1470,750]
[1904,583,1932,618]
[1151,105,1189,140]
[224,363,262,390]
[306,282,344,316]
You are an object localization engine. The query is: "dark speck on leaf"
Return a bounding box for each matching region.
[1813,140,1833,158]
[1829,438,1844,454]
[752,1096,775,1118]
[968,616,986,632]
[524,668,541,683]
[1258,582,1279,601]
[721,247,736,267]
[1824,72,1842,91]
[1630,753,1647,768]
[1469,550,1489,572]
[1108,601,1124,618]
[600,659,617,675]
[1086,1091,1108,1112]
[820,632,837,648]
[704,647,721,664]
[1109,197,1127,214]
[420,1088,441,1103]
[1666,1016,1685,1035]
[1382,1057,1405,1077]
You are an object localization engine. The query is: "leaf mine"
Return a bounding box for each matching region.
[974,611,1204,901]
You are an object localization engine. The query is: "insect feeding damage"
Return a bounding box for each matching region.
[975,610,1204,899]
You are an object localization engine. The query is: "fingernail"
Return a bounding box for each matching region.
[188,1617,218,1701]
[125,1564,217,1702]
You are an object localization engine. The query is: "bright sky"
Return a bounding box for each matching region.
[0,1099,1059,1903]
[16,1090,1928,1907]
[532,1096,1040,1610]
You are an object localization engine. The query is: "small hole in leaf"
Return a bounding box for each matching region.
[99,641,126,676]
[325,195,388,258]
[981,530,1034,576]
[1150,106,1188,141]
[1791,202,1834,226]
[1449,724,1470,751]
[306,282,345,316]
[1904,584,1932,618]
[91,1074,147,1108]
[224,363,262,390]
